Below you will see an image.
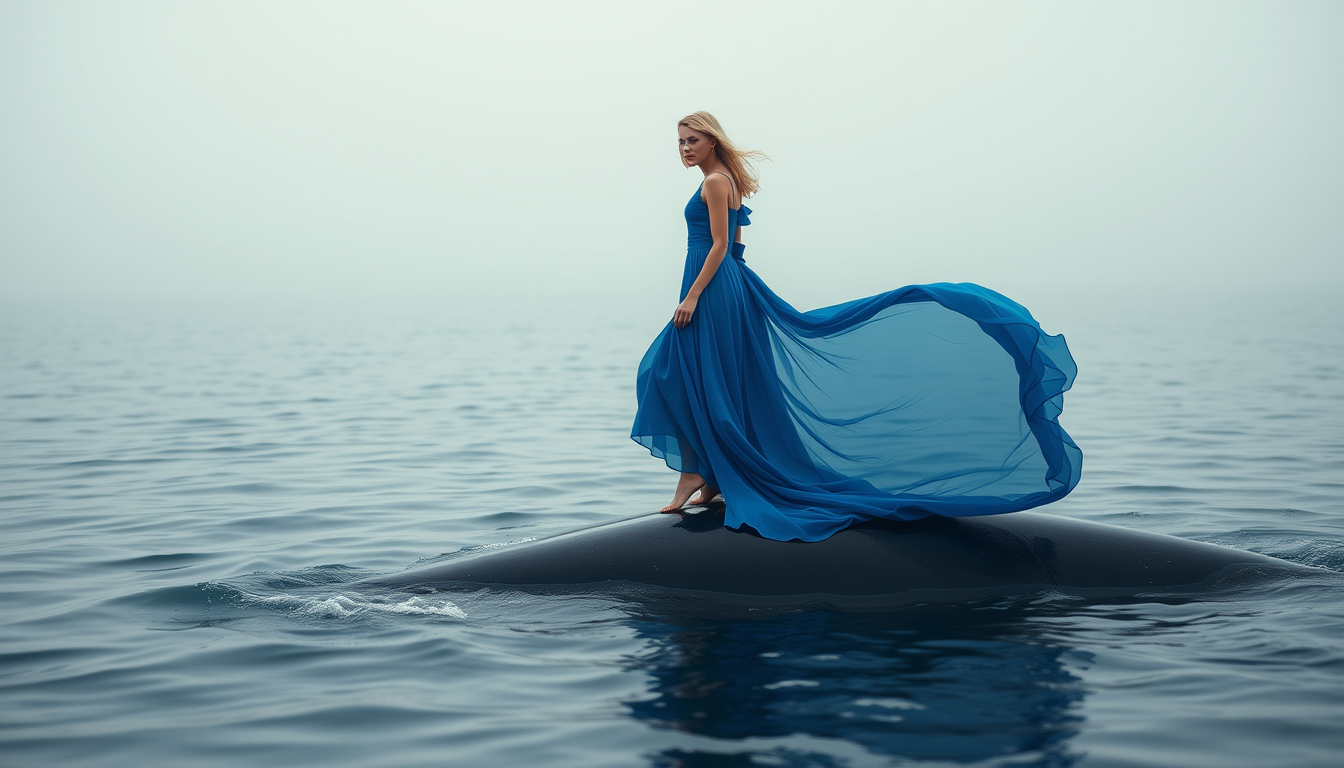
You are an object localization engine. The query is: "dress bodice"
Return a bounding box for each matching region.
[685,182,752,254]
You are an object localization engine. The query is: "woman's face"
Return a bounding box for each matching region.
[678,126,715,168]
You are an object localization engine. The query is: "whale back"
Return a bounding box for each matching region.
[367,504,1301,605]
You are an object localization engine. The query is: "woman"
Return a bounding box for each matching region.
[632,111,1081,542]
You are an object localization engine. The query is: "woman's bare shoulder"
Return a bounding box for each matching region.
[703,173,733,192]
[701,172,735,204]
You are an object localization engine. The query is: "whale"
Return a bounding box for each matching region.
[366,502,1313,607]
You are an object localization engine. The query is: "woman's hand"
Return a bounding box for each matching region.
[673,295,699,328]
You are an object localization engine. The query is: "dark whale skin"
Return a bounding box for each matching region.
[366,503,1307,604]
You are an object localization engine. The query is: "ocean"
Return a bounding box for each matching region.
[2,291,1342,767]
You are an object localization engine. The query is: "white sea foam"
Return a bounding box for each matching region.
[854,698,926,710]
[762,680,820,690]
[240,591,467,620]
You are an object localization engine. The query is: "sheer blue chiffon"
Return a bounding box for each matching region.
[632,184,1082,542]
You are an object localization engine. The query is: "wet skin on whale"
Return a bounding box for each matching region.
[365,503,1309,606]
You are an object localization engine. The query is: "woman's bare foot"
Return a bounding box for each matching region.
[660,472,706,512]
[690,485,720,504]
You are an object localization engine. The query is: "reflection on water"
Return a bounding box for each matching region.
[627,606,1088,767]
[4,298,1342,767]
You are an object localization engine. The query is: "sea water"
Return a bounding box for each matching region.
[2,292,1342,767]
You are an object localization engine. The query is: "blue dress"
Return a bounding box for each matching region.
[632,179,1082,542]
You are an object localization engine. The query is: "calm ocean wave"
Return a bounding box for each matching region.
[2,295,1342,767]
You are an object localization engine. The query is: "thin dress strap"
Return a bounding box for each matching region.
[699,171,743,245]
[713,171,744,244]
[714,171,739,210]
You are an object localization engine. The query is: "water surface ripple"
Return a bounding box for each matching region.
[2,297,1342,767]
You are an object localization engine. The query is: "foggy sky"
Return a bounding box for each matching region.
[2,1,1341,313]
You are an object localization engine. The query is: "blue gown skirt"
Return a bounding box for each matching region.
[632,199,1081,542]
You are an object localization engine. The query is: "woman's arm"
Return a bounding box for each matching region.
[673,174,734,328]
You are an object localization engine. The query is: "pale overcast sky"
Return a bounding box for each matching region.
[2,1,1341,313]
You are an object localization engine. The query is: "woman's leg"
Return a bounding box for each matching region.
[660,472,706,512]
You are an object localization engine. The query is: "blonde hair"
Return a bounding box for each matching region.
[678,111,767,199]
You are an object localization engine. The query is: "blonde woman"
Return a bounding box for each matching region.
[631,112,1082,542]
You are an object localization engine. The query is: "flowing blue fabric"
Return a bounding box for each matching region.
[632,182,1082,542]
